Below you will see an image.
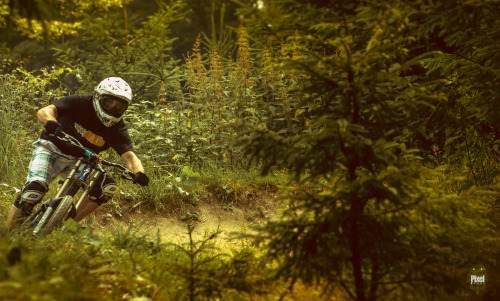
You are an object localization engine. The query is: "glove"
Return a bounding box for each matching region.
[44,120,61,135]
[133,172,149,186]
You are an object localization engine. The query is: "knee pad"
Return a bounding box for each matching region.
[14,181,48,216]
[89,174,117,206]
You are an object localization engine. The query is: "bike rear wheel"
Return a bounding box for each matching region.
[43,195,74,232]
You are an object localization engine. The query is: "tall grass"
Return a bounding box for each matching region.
[119,162,288,220]
[0,68,69,186]
[0,75,32,185]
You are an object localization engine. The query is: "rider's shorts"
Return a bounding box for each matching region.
[25,139,79,187]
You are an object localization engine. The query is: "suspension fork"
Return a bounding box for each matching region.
[54,159,84,199]
[74,170,102,212]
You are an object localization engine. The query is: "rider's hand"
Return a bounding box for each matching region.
[133,172,149,186]
[44,120,61,135]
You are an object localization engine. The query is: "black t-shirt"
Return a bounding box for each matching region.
[40,95,134,155]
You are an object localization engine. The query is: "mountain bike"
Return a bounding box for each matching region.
[20,131,136,236]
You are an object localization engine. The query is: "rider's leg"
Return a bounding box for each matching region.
[74,174,117,222]
[5,139,76,230]
[74,199,99,222]
[6,181,48,229]
[5,207,21,229]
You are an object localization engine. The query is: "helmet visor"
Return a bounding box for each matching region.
[101,96,128,117]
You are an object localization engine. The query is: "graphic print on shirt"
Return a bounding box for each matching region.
[74,122,105,147]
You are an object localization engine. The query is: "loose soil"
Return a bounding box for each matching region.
[87,188,282,246]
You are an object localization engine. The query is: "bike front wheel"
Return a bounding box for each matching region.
[43,195,74,232]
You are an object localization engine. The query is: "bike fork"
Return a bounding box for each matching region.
[33,207,54,235]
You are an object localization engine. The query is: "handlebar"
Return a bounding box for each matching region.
[101,159,135,181]
[51,131,136,182]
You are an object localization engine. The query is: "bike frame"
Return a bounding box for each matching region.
[29,131,135,235]
[32,158,102,234]
[56,158,103,212]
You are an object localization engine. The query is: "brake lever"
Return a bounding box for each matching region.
[51,131,85,149]
[121,171,135,181]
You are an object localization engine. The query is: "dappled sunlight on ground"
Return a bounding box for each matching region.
[87,193,279,248]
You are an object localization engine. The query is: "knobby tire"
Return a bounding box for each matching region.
[43,195,73,232]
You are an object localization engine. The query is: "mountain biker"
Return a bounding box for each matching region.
[5,77,149,229]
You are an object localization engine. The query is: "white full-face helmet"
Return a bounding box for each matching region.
[93,77,132,127]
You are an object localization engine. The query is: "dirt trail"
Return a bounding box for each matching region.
[156,206,255,243]
[88,198,278,246]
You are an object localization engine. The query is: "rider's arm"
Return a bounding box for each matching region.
[121,151,145,173]
[37,105,58,125]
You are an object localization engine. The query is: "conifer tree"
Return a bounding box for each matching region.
[236,0,500,299]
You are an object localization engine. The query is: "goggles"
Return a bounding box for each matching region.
[100,95,128,117]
